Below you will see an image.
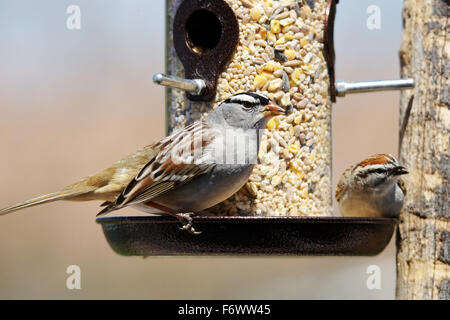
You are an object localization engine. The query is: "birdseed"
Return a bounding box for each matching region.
[166,0,332,217]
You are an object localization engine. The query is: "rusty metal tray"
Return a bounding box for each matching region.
[96,216,396,256]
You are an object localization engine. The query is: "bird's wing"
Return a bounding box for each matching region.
[397,178,407,196]
[74,144,161,202]
[335,165,353,202]
[97,120,217,215]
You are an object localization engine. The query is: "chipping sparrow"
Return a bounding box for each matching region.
[335,153,408,218]
[0,92,285,233]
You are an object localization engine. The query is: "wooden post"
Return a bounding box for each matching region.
[397,0,449,300]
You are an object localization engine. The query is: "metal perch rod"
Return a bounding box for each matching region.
[153,73,415,98]
[153,73,205,95]
[335,79,415,97]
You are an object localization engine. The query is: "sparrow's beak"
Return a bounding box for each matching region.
[393,165,408,176]
[264,101,285,117]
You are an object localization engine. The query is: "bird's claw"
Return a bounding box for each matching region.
[176,213,202,235]
[178,225,202,235]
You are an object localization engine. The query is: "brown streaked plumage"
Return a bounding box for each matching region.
[98,120,216,215]
[335,166,352,202]
[0,119,216,216]
[0,144,158,215]
[0,92,284,233]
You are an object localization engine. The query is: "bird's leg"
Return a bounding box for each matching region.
[143,202,201,235]
[175,212,202,235]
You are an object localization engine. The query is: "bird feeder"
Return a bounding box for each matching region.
[97,0,413,256]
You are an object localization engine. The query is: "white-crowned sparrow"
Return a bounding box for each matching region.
[335,153,408,218]
[0,92,285,233]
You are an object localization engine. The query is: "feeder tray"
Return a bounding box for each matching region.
[96,215,397,256]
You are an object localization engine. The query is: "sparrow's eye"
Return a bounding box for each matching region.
[374,169,385,174]
[239,100,255,109]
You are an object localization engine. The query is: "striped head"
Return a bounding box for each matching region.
[351,153,408,192]
[336,154,408,202]
[213,92,285,130]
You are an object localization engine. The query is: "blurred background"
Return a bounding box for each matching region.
[0,0,403,299]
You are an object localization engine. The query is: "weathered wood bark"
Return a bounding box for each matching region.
[397,0,450,300]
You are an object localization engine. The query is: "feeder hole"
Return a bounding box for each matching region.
[185,10,222,53]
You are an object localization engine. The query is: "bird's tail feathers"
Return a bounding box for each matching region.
[96,202,119,217]
[0,186,96,216]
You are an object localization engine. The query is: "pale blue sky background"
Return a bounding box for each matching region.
[0,1,405,299]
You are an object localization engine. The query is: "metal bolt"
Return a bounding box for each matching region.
[336,78,414,97]
[153,73,206,96]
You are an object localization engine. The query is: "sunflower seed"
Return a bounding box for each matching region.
[274,50,288,62]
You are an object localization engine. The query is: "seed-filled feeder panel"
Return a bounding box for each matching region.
[98,0,403,256]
